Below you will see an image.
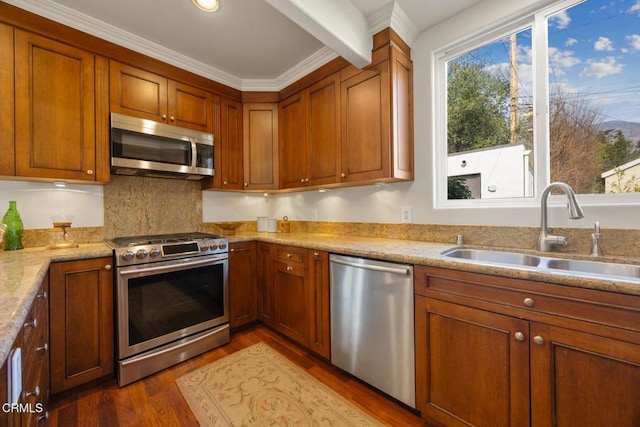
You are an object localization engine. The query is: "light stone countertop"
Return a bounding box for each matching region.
[2,233,639,366]
[0,243,113,366]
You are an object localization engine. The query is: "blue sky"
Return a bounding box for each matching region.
[547,0,640,122]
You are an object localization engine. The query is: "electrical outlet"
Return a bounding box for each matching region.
[400,206,412,223]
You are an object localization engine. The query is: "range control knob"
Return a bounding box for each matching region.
[218,241,227,250]
[122,250,135,261]
[200,244,209,252]
[136,249,148,259]
[149,248,161,258]
[210,242,218,250]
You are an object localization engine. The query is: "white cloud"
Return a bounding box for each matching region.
[551,10,571,29]
[548,47,581,69]
[594,36,614,51]
[627,34,640,50]
[566,38,578,47]
[579,57,624,78]
[629,0,640,14]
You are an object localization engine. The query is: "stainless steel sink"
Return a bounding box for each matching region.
[441,248,541,267]
[546,258,640,279]
[442,248,640,283]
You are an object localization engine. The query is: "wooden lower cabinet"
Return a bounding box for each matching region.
[228,242,258,328]
[255,243,330,358]
[415,266,640,426]
[415,297,529,426]
[49,257,114,394]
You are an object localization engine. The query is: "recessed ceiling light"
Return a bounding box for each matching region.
[192,0,219,13]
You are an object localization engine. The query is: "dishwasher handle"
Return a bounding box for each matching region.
[331,257,412,275]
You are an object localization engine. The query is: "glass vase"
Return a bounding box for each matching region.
[2,200,24,250]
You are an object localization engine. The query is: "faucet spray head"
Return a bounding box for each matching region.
[566,192,584,219]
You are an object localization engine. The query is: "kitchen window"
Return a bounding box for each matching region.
[435,0,640,206]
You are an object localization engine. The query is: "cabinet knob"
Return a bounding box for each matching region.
[87,169,94,175]
[36,343,48,354]
[286,266,293,272]
[25,386,40,398]
[305,178,309,183]
[170,116,175,121]
[314,252,319,257]
[223,181,228,185]
[244,182,248,187]
[286,253,292,258]
[533,336,545,345]
[36,291,47,300]
[105,264,112,271]
[162,114,167,120]
[24,317,37,329]
[38,412,49,422]
[514,332,525,341]
[341,173,346,178]
[523,297,535,307]
[300,178,305,183]
[230,248,235,252]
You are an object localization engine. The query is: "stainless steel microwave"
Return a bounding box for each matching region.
[110,113,214,180]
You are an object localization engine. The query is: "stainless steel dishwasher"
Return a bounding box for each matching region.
[330,254,415,408]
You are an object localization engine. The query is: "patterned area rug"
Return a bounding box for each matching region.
[176,342,384,426]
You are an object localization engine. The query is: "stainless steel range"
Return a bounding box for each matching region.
[108,232,229,386]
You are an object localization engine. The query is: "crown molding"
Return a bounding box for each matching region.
[367,2,419,47]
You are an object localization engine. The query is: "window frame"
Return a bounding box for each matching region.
[433,0,640,209]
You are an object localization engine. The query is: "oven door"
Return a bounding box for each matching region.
[116,255,228,360]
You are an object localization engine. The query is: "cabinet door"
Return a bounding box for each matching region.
[273,261,309,346]
[415,297,530,427]
[110,61,168,122]
[49,257,114,394]
[0,24,14,176]
[531,322,640,426]
[229,242,257,328]
[279,92,309,189]
[308,73,341,186]
[257,243,275,325]
[243,103,279,190]
[308,250,330,359]
[220,97,244,190]
[341,61,390,182]
[15,30,97,181]
[168,80,213,132]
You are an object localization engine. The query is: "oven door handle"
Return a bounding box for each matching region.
[118,255,227,276]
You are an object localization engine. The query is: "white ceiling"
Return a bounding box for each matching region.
[7,0,485,90]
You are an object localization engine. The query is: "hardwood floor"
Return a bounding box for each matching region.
[48,325,427,426]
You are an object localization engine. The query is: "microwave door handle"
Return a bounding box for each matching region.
[191,140,197,169]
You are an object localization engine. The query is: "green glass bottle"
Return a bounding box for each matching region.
[2,201,24,250]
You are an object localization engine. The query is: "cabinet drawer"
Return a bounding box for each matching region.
[415,266,640,335]
[274,245,308,267]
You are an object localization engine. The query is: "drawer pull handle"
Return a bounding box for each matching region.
[533,336,545,345]
[514,332,525,342]
[287,253,292,258]
[286,266,293,272]
[523,297,535,307]
[105,264,112,271]
[36,343,48,354]
[25,386,40,398]
[24,318,37,329]
[36,291,47,300]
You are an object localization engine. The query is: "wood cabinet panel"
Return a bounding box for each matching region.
[15,30,99,181]
[110,61,168,121]
[0,23,14,176]
[273,261,309,346]
[229,242,258,328]
[530,322,640,426]
[279,93,309,188]
[243,103,278,190]
[341,62,390,182]
[49,257,114,394]
[168,80,213,132]
[415,297,529,426]
[308,74,341,186]
[219,97,244,190]
[308,250,330,359]
[390,49,414,180]
[257,242,274,325]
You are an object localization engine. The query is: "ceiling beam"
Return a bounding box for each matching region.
[265,0,372,69]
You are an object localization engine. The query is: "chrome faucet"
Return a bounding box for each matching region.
[537,182,584,252]
[589,221,603,256]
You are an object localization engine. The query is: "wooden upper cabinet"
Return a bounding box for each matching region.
[220,97,244,190]
[279,92,309,188]
[279,73,341,189]
[0,24,14,177]
[14,30,108,182]
[243,103,278,190]
[110,61,213,132]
